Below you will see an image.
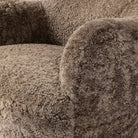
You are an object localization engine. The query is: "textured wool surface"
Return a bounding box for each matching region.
[1,0,138,46]
[42,0,138,45]
[0,44,74,138]
[60,18,138,138]
[0,0,48,46]
[0,0,138,138]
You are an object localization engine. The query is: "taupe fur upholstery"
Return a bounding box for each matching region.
[1,0,138,46]
[0,1,48,46]
[0,44,74,138]
[60,18,138,138]
[42,0,138,45]
[0,0,138,138]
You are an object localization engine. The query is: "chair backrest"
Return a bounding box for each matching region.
[0,0,138,46]
[42,0,138,45]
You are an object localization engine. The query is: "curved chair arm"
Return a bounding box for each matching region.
[0,1,48,46]
[60,18,138,138]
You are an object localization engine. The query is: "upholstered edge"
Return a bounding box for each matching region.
[60,18,138,137]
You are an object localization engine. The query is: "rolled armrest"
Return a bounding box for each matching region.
[0,1,47,46]
[60,18,138,137]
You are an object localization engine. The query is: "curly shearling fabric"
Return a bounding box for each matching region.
[42,0,138,45]
[0,0,138,138]
[0,0,48,46]
[1,0,138,46]
[0,44,74,138]
[60,18,138,138]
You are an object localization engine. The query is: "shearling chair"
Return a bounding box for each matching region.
[0,0,138,138]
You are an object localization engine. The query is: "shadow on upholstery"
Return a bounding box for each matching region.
[0,1,48,46]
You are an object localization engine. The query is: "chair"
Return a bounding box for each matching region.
[0,0,137,137]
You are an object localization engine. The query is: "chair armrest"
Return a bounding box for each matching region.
[60,18,138,137]
[0,1,47,46]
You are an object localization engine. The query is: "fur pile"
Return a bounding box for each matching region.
[60,18,138,137]
[0,1,48,46]
[1,0,138,46]
[42,0,138,45]
[0,0,137,138]
[0,44,74,137]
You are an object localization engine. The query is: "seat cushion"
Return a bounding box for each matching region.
[0,44,74,138]
[60,18,138,138]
